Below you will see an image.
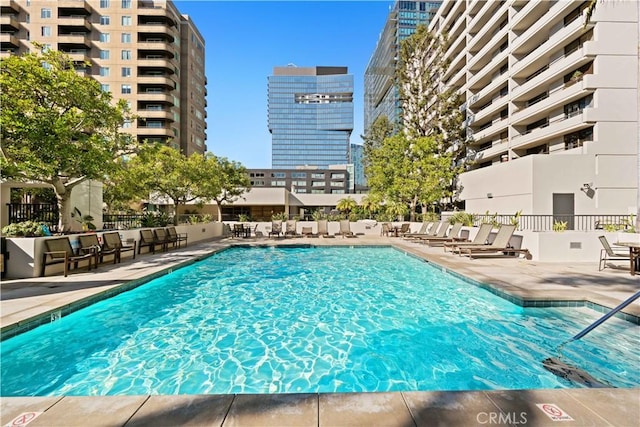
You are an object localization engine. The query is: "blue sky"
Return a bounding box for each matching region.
[174,1,394,168]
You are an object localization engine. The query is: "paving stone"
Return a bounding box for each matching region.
[0,396,62,426]
[319,392,413,427]
[28,396,147,427]
[126,394,233,427]
[565,388,640,427]
[224,394,317,427]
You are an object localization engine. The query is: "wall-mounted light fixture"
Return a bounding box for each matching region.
[580,182,593,192]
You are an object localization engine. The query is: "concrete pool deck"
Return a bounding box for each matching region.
[1,235,639,426]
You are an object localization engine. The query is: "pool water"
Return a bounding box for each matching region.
[1,246,638,396]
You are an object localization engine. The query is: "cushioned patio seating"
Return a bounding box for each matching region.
[444,223,493,253]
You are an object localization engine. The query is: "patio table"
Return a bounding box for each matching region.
[615,241,640,275]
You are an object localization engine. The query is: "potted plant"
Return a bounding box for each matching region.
[71,208,96,231]
[553,220,568,232]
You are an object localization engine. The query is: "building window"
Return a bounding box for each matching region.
[564,127,593,150]
[99,67,109,77]
[40,8,51,18]
[251,180,265,186]
[99,32,110,42]
[121,16,132,26]
[100,84,110,92]
[100,0,109,8]
[99,50,110,59]
[121,33,131,43]
[331,173,345,179]
[331,189,345,194]
[100,16,110,25]
[121,67,131,77]
[291,172,307,178]
[41,26,51,37]
[121,84,131,94]
[122,0,131,8]
[311,173,325,179]
[121,50,132,60]
[271,181,286,187]
[311,181,325,187]
[122,119,132,128]
[270,172,286,178]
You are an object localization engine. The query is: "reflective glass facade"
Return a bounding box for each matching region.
[268,66,353,169]
[364,1,441,133]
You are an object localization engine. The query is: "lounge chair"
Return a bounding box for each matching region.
[166,226,187,248]
[421,222,464,246]
[416,222,448,242]
[459,224,531,259]
[317,219,332,238]
[285,220,299,238]
[339,220,355,238]
[403,222,431,239]
[102,231,136,262]
[444,223,493,253]
[78,233,118,266]
[396,223,411,237]
[409,221,442,239]
[269,220,283,238]
[598,236,630,271]
[41,237,93,277]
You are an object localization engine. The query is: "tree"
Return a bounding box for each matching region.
[360,193,382,219]
[336,197,357,218]
[0,47,135,231]
[397,25,471,210]
[199,155,250,222]
[362,115,394,172]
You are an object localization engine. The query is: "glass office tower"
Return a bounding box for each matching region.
[364,1,441,133]
[268,66,353,169]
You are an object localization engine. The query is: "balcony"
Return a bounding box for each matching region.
[511,112,590,150]
[0,14,19,31]
[471,139,509,163]
[57,17,92,31]
[0,0,22,14]
[469,117,508,143]
[137,58,175,69]
[0,32,19,48]
[467,0,494,35]
[137,75,176,88]
[468,72,508,106]
[511,0,545,31]
[511,82,588,126]
[467,29,507,73]
[511,43,594,102]
[137,93,175,105]
[472,95,509,124]
[57,34,91,47]
[137,109,175,121]
[138,6,178,27]
[467,3,507,53]
[511,16,584,79]
[511,1,577,53]
[64,50,90,63]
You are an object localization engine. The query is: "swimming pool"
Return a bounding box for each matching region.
[1,246,638,396]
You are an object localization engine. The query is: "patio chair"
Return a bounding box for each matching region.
[166,226,187,248]
[153,228,171,252]
[598,235,630,271]
[103,232,136,262]
[285,220,299,238]
[444,223,493,253]
[232,223,245,238]
[41,237,93,277]
[269,220,283,238]
[421,222,464,246]
[408,221,442,239]
[78,233,118,266]
[339,220,355,238]
[381,222,391,237]
[397,223,411,237]
[138,229,167,254]
[459,224,531,259]
[317,219,332,238]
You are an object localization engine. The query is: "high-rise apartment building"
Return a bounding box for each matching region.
[364,0,442,133]
[427,0,637,218]
[0,0,206,155]
[268,65,354,169]
[349,143,366,191]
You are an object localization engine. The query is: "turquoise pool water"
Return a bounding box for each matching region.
[1,246,638,396]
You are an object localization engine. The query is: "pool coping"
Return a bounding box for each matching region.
[2,242,638,341]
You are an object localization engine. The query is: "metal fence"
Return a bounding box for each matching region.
[470,214,633,232]
[6,203,59,230]
[102,214,144,230]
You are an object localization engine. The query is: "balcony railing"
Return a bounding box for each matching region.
[471,214,634,232]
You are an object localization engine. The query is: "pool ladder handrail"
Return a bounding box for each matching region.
[566,290,640,344]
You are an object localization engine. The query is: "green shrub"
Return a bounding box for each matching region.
[553,220,568,232]
[448,211,475,226]
[2,221,46,237]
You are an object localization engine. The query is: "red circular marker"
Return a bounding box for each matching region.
[12,412,36,426]
[542,404,563,417]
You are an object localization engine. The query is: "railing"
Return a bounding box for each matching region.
[471,214,634,232]
[102,214,143,230]
[6,203,59,230]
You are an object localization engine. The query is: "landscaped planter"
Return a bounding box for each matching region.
[3,222,226,279]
